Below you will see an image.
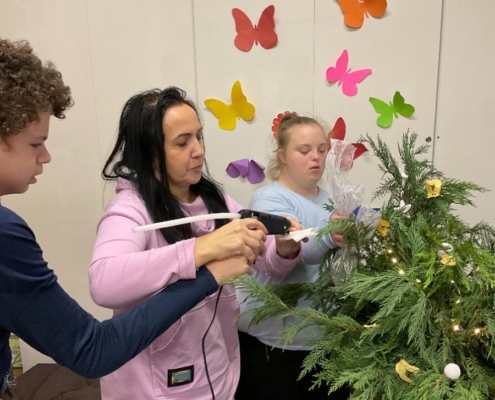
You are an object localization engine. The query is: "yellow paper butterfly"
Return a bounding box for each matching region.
[204,81,255,130]
[425,178,442,198]
[395,359,419,384]
[437,250,457,266]
[376,219,390,237]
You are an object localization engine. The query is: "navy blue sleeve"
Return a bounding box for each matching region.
[0,206,219,378]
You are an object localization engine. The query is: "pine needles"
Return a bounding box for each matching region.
[236,131,495,399]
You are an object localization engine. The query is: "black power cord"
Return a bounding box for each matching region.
[202,285,223,400]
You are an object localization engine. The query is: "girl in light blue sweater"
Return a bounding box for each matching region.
[236,113,350,400]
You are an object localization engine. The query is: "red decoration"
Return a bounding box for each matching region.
[327,117,368,159]
[232,5,278,52]
[271,111,294,138]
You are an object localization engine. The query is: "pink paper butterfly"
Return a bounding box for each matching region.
[326,49,372,96]
[226,159,265,184]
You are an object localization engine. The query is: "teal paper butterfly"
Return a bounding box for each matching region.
[369,91,415,128]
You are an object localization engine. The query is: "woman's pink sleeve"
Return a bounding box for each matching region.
[89,203,197,310]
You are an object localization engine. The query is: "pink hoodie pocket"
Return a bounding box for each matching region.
[149,288,240,398]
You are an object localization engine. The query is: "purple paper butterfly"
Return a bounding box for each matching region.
[226,158,265,184]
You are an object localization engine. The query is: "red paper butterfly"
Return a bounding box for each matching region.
[232,5,278,52]
[327,117,368,160]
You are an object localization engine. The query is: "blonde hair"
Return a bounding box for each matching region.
[267,113,324,180]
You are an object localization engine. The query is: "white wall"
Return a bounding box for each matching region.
[434,1,495,226]
[0,0,493,369]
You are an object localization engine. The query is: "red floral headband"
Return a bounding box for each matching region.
[271,111,297,139]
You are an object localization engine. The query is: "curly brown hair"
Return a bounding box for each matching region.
[0,38,73,140]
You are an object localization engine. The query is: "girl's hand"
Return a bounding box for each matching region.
[275,217,304,259]
[195,218,267,267]
[329,212,346,248]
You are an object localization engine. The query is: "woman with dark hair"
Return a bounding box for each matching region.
[0,38,249,397]
[89,87,303,400]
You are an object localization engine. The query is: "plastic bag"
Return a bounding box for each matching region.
[330,205,382,286]
[325,139,379,285]
[325,139,364,216]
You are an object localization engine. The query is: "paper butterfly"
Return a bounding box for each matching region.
[226,158,265,184]
[425,179,442,198]
[376,219,390,237]
[437,250,457,266]
[394,199,411,213]
[326,50,372,96]
[232,5,277,52]
[281,228,317,243]
[369,91,415,128]
[204,81,255,131]
[336,0,388,29]
[442,242,454,252]
[327,117,368,160]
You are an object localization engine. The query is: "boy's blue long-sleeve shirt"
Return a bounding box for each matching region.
[0,204,219,381]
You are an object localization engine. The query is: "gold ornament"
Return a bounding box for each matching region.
[395,359,420,383]
[377,219,390,237]
[363,323,379,329]
[425,179,442,198]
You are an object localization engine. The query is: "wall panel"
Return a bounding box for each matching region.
[194,0,315,206]
[314,0,443,206]
[434,1,495,226]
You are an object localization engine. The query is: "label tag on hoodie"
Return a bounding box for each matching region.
[168,365,194,387]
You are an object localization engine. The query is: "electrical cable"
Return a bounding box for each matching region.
[202,286,223,400]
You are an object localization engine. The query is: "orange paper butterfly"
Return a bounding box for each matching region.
[232,5,278,52]
[336,0,387,29]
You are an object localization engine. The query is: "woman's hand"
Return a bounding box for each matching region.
[195,218,267,267]
[205,256,253,285]
[275,217,304,259]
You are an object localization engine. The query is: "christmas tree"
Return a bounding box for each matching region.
[237,132,495,399]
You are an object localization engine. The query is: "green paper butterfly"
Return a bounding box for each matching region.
[369,91,415,128]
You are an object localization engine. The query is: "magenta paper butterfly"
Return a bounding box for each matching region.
[226,158,265,184]
[326,49,372,96]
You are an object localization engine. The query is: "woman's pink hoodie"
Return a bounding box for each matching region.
[89,179,300,400]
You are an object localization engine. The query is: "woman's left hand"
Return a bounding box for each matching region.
[274,217,304,259]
